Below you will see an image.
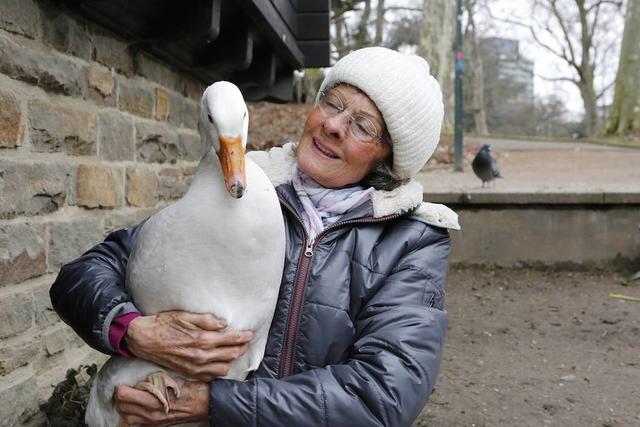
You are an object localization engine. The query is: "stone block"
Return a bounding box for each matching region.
[178,130,202,161]
[98,110,135,161]
[48,217,104,270]
[118,77,153,118]
[0,33,86,97]
[135,121,180,163]
[155,88,170,121]
[33,283,59,328]
[168,92,198,129]
[29,99,96,156]
[0,222,46,286]
[184,76,206,100]
[90,26,134,76]
[88,63,115,96]
[158,167,193,201]
[43,327,66,356]
[40,2,92,60]
[0,161,72,219]
[0,334,40,376]
[76,164,123,208]
[0,0,42,39]
[0,289,33,339]
[136,53,182,92]
[0,373,39,426]
[126,168,158,208]
[0,89,22,148]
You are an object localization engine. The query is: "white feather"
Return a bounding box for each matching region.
[86,82,285,427]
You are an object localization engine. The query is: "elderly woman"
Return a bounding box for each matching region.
[51,47,458,426]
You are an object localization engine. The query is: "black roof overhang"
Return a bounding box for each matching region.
[62,0,330,101]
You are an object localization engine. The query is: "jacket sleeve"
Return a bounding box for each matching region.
[210,225,451,427]
[49,221,146,355]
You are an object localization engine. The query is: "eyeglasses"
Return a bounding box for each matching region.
[317,90,384,144]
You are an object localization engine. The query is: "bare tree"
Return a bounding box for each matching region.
[355,0,372,46]
[464,0,489,135]
[494,0,624,137]
[330,0,364,60]
[605,0,640,138]
[419,0,456,132]
[374,0,386,45]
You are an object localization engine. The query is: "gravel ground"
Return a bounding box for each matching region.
[414,267,640,427]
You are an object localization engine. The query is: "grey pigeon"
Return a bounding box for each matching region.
[472,144,502,187]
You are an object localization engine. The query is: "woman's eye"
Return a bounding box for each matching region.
[327,101,341,111]
[356,120,376,136]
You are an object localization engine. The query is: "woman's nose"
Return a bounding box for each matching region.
[322,112,348,140]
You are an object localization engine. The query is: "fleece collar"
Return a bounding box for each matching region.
[247,143,460,230]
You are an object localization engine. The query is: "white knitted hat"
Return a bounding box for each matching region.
[318,47,444,180]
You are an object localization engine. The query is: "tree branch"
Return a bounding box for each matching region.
[547,0,578,66]
[595,78,616,100]
[536,74,579,85]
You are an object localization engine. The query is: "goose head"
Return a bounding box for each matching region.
[199,81,249,199]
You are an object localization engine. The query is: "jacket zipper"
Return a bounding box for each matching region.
[277,194,401,377]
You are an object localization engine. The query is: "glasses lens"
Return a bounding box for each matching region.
[319,92,342,115]
[350,115,379,142]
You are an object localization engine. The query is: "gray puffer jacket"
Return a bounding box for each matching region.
[50,144,459,427]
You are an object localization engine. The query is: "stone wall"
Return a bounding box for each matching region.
[0,1,206,424]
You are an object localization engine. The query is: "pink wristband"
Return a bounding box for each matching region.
[108,312,141,358]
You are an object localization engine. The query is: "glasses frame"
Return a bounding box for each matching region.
[317,90,384,144]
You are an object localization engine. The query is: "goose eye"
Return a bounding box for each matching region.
[207,114,213,124]
[243,111,247,119]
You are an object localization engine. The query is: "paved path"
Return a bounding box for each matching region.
[417,137,640,202]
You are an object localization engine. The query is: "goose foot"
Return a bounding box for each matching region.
[133,372,181,414]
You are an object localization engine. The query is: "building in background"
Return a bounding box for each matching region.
[465,36,535,136]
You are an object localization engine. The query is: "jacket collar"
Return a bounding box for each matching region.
[248,143,460,230]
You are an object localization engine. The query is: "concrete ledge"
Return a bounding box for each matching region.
[447,206,640,268]
[425,191,640,205]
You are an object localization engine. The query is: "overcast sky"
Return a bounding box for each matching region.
[362,0,626,118]
[476,0,625,117]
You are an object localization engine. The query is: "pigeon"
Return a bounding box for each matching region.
[472,144,502,188]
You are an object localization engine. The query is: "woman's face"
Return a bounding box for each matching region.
[296,85,392,189]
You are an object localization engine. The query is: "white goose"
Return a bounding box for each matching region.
[85,81,286,427]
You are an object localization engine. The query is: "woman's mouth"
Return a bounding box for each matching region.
[312,138,339,159]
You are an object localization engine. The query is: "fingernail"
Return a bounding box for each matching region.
[220,320,228,328]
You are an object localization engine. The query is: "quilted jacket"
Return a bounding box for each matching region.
[50,143,459,427]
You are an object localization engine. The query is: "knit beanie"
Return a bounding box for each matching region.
[318,47,444,180]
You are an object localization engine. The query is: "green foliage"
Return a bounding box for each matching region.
[41,364,98,427]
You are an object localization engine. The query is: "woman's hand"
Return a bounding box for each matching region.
[114,378,209,426]
[125,311,253,381]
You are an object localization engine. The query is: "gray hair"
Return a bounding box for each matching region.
[361,130,408,191]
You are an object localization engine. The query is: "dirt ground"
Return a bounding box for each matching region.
[413,267,640,427]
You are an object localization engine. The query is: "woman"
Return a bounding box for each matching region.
[51,47,459,426]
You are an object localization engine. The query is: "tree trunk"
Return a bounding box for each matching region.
[374,0,385,45]
[578,68,598,137]
[605,0,640,138]
[465,0,489,136]
[575,0,598,137]
[355,0,372,47]
[419,0,455,132]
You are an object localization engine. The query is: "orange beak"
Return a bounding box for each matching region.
[217,135,246,199]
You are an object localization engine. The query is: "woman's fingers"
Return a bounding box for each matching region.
[197,329,254,349]
[173,311,228,331]
[114,385,165,410]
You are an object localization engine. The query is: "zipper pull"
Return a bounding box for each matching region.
[304,240,314,257]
